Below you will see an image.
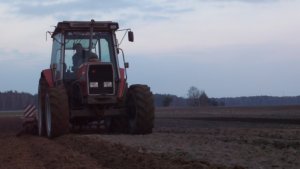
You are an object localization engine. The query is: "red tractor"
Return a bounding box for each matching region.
[38,20,154,138]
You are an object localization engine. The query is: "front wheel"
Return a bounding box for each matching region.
[126,84,155,134]
[45,86,70,138]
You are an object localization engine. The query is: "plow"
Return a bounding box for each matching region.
[18,20,154,138]
[17,105,38,136]
[17,104,116,136]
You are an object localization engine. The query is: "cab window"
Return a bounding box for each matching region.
[63,32,115,79]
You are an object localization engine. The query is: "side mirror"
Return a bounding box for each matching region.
[125,62,129,68]
[128,31,134,42]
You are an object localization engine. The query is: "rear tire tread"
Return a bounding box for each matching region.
[127,84,155,134]
[38,77,47,136]
[46,86,69,138]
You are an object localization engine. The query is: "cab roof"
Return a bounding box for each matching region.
[52,20,119,37]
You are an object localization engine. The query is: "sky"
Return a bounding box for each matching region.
[0,0,299,98]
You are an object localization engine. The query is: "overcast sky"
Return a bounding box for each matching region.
[0,0,299,98]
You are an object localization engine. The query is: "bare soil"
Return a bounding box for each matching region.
[0,106,300,169]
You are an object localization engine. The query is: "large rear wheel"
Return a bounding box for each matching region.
[45,86,70,138]
[38,78,47,136]
[126,84,154,134]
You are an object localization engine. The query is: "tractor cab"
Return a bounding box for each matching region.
[63,32,113,79]
[50,21,123,83]
[48,20,132,105]
[52,29,118,80]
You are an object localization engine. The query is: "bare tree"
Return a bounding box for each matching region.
[199,91,209,106]
[162,95,173,107]
[187,86,201,106]
[187,86,213,107]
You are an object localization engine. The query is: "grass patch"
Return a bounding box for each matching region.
[0,110,23,116]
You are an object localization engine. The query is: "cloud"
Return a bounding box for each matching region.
[0,0,193,22]
[0,0,299,97]
[0,0,282,18]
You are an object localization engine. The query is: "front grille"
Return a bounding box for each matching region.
[88,64,114,95]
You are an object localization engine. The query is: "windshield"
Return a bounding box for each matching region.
[64,32,114,79]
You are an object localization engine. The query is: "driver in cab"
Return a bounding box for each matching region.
[72,43,98,71]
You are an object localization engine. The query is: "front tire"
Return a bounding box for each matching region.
[45,86,70,138]
[126,84,155,134]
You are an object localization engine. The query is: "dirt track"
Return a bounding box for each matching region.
[1,106,300,169]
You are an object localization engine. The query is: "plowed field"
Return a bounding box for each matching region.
[0,106,300,169]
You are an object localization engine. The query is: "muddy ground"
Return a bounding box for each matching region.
[0,106,300,169]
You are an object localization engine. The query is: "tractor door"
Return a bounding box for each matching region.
[50,33,64,84]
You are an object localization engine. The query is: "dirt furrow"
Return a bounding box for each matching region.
[56,134,233,169]
[0,134,106,169]
[1,106,300,169]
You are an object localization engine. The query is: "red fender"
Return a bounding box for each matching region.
[41,69,54,87]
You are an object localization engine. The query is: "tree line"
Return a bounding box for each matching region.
[155,86,222,107]
[0,91,37,110]
[1,89,300,110]
[216,96,300,107]
[155,86,300,107]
